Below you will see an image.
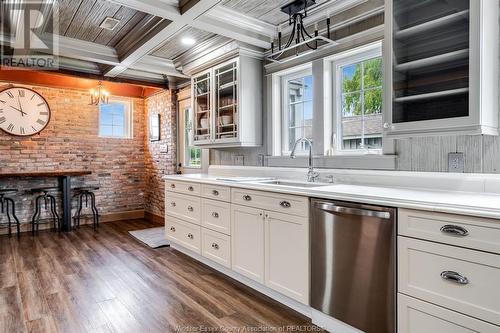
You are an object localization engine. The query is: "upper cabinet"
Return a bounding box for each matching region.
[384,0,499,137]
[192,56,263,147]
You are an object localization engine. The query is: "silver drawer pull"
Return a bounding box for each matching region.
[188,186,194,191]
[187,206,194,212]
[187,233,194,239]
[170,202,176,207]
[440,225,469,237]
[280,200,291,208]
[170,184,176,188]
[440,271,469,285]
[170,226,176,232]
[243,195,252,201]
[212,212,219,218]
[212,190,219,196]
[211,243,219,250]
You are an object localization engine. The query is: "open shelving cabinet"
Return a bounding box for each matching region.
[191,56,262,147]
[383,0,499,137]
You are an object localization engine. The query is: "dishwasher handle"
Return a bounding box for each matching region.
[313,202,392,220]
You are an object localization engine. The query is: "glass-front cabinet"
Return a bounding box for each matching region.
[191,56,262,147]
[384,0,499,137]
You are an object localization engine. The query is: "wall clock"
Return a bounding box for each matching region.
[0,87,51,136]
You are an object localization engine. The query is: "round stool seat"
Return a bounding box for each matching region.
[0,189,18,195]
[30,186,59,193]
[74,186,99,191]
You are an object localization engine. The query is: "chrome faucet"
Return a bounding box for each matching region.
[290,138,319,182]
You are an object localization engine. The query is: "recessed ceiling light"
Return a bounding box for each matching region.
[181,37,196,46]
[100,17,121,31]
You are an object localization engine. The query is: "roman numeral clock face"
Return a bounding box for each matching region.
[0,87,50,136]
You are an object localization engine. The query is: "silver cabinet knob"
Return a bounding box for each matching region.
[280,201,291,208]
[187,206,194,212]
[243,195,252,201]
[170,226,176,232]
[212,212,219,218]
[440,225,469,237]
[170,184,176,188]
[170,202,176,207]
[212,190,219,196]
[440,271,469,285]
[187,233,194,239]
[188,186,194,191]
[211,243,219,250]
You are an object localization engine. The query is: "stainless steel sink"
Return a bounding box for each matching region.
[256,180,329,188]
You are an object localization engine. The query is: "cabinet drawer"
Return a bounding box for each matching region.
[166,217,201,254]
[201,199,231,235]
[399,209,500,254]
[398,294,499,333]
[166,192,201,225]
[231,188,309,217]
[201,228,231,268]
[166,180,201,195]
[398,237,500,326]
[201,184,230,202]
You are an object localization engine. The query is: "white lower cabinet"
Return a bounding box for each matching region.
[231,205,265,283]
[166,216,201,254]
[201,228,231,268]
[265,211,309,304]
[398,294,500,333]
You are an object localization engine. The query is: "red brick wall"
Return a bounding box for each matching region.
[144,90,177,219]
[0,83,147,228]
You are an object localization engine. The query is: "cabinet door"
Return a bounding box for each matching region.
[231,204,265,283]
[213,59,239,145]
[192,69,213,145]
[265,211,309,304]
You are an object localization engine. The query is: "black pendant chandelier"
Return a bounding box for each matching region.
[268,0,337,63]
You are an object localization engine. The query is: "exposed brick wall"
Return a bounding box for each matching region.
[144,90,177,218]
[0,83,147,229]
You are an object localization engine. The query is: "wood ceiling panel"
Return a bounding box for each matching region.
[152,27,215,60]
[63,0,97,36]
[72,0,122,42]
[57,0,83,35]
[93,6,144,46]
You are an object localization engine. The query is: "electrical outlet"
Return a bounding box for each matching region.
[448,152,464,173]
[233,155,244,166]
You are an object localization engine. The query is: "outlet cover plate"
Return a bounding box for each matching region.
[448,152,464,173]
[233,155,244,166]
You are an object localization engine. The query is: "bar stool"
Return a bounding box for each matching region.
[31,187,60,235]
[0,189,21,237]
[73,187,99,230]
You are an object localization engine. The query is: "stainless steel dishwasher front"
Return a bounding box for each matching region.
[310,199,396,333]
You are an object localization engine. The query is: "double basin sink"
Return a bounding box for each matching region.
[253,180,330,188]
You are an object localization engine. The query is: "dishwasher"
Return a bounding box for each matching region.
[311,199,396,333]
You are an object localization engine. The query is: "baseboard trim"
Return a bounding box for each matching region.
[144,211,164,225]
[0,209,145,235]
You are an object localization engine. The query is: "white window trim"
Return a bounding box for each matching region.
[98,97,133,139]
[270,63,312,156]
[329,41,383,156]
[184,106,202,169]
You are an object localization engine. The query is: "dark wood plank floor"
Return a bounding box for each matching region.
[0,220,319,333]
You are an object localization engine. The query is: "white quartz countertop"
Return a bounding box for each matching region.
[164,173,500,220]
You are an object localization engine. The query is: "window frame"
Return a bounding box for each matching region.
[331,42,383,155]
[183,106,202,169]
[98,97,133,139]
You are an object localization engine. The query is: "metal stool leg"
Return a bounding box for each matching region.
[5,198,20,238]
[89,192,99,230]
[76,193,84,229]
[32,195,43,235]
[48,195,60,231]
[5,199,12,237]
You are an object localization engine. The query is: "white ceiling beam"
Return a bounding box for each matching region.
[106,0,181,21]
[131,55,189,78]
[105,0,223,78]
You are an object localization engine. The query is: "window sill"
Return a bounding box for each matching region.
[266,154,396,170]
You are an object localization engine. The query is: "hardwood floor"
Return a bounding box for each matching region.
[0,220,318,333]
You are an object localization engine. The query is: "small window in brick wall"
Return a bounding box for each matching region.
[99,99,133,138]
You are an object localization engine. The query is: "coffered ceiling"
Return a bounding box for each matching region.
[0,0,383,88]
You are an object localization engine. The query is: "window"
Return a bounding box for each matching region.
[334,45,383,153]
[282,70,313,155]
[184,107,201,168]
[99,99,132,138]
